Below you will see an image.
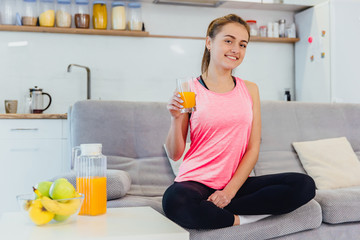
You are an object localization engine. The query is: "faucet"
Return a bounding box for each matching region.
[67,64,91,100]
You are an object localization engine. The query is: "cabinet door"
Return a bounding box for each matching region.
[0,139,64,214]
[295,2,331,102]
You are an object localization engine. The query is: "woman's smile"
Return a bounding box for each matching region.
[225,55,239,61]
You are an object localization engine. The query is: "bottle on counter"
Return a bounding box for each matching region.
[56,0,72,28]
[246,20,258,37]
[39,0,55,27]
[284,89,291,101]
[279,19,286,38]
[127,2,142,31]
[0,0,16,25]
[22,0,38,26]
[74,0,90,29]
[111,1,126,30]
[93,0,107,30]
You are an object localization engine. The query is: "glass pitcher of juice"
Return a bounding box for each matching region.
[73,143,107,216]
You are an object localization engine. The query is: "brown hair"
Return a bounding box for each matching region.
[201,14,250,74]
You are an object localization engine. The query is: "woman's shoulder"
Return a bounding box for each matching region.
[234,77,259,94]
[243,80,258,92]
[240,79,260,104]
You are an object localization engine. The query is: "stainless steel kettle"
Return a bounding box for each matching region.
[29,86,52,114]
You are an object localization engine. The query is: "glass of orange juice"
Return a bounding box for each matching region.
[176,78,196,113]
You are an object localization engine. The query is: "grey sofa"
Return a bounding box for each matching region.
[68,100,360,240]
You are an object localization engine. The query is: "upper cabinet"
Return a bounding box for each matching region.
[144,0,328,11]
[220,0,328,11]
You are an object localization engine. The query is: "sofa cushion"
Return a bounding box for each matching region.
[187,199,322,240]
[255,151,306,176]
[292,137,360,190]
[49,169,131,200]
[257,101,360,176]
[107,155,175,197]
[69,101,170,159]
[315,186,360,224]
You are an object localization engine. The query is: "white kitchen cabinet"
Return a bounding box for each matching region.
[0,119,69,216]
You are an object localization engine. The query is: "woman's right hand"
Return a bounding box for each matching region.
[167,92,184,119]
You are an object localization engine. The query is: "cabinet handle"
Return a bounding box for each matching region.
[10,128,39,131]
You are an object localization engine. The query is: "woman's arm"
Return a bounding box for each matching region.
[208,81,261,208]
[165,92,190,161]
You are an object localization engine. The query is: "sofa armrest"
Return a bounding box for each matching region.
[49,169,131,200]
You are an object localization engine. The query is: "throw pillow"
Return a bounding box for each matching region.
[292,137,360,190]
[163,143,191,176]
[49,169,131,200]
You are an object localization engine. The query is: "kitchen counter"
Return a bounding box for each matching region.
[0,114,67,119]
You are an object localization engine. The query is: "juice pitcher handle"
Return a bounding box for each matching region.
[72,146,81,170]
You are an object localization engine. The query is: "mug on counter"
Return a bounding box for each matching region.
[5,100,18,114]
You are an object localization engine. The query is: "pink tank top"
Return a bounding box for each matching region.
[175,77,253,189]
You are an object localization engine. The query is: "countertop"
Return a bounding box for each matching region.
[0,114,67,119]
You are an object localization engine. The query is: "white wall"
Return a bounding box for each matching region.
[0,3,295,114]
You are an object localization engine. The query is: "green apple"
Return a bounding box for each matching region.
[35,181,53,199]
[49,178,76,200]
[53,214,70,222]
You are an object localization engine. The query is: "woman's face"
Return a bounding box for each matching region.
[206,22,249,72]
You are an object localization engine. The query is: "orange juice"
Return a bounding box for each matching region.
[76,176,107,216]
[179,92,196,108]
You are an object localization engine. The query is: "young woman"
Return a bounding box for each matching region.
[163,14,315,229]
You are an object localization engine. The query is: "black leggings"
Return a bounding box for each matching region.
[162,172,315,229]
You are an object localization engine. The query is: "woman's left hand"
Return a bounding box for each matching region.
[207,190,233,209]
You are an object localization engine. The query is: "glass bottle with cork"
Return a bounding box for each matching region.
[73,144,107,216]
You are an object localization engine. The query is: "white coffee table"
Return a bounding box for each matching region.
[0,206,189,240]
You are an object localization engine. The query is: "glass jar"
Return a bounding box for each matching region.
[246,20,258,37]
[111,1,126,30]
[93,1,107,30]
[127,2,142,31]
[56,0,72,28]
[279,19,286,38]
[22,0,38,26]
[39,0,55,27]
[73,144,107,216]
[0,0,16,25]
[74,0,90,29]
[259,25,267,37]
